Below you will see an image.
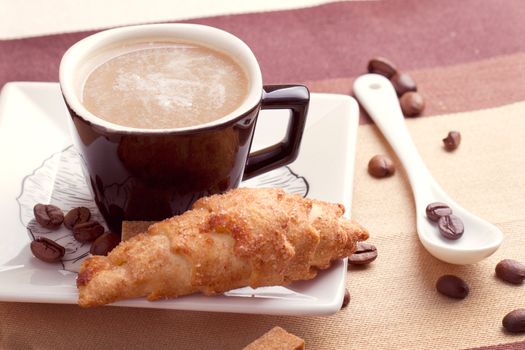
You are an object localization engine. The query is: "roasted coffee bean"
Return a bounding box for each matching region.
[436,274,469,299]
[341,288,350,309]
[367,57,398,78]
[426,202,453,222]
[90,232,120,256]
[390,72,417,96]
[496,259,525,285]
[368,155,395,178]
[443,131,461,151]
[73,220,104,242]
[348,242,378,265]
[33,203,64,229]
[399,91,425,117]
[503,309,525,333]
[64,207,91,230]
[438,214,464,240]
[30,237,65,263]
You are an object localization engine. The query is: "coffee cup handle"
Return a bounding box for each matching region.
[243,85,309,180]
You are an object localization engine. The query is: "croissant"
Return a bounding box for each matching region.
[77,188,368,307]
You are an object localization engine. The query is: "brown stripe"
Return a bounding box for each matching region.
[303,52,525,124]
[2,0,525,88]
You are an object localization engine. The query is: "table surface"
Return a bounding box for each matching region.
[1,1,525,349]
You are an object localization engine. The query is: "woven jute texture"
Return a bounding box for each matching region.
[348,101,525,350]
[1,102,525,349]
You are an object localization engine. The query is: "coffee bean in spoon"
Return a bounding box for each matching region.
[64,206,91,230]
[33,204,64,229]
[496,259,525,285]
[426,202,452,222]
[438,214,464,240]
[368,155,395,178]
[348,242,377,265]
[30,237,65,263]
[390,72,417,96]
[436,274,469,299]
[399,91,425,117]
[443,131,461,151]
[367,57,398,78]
[503,309,525,333]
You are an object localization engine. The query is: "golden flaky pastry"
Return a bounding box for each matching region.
[77,188,368,307]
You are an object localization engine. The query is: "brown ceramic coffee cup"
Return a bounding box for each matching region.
[59,24,309,234]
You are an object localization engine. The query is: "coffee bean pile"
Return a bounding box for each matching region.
[367,57,425,117]
[30,204,119,263]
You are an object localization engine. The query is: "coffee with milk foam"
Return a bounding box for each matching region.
[82,42,249,129]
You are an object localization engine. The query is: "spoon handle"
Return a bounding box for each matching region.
[353,74,434,201]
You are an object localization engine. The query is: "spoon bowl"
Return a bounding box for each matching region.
[416,187,503,265]
[353,74,503,265]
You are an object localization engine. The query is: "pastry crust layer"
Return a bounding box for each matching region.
[77,188,368,307]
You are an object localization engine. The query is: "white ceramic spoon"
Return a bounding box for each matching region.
[353,74,503,265]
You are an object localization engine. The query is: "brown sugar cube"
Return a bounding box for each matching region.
[121,221,157,241]
[243,326,305,350]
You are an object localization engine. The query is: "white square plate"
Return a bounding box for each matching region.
[0,82,359,315]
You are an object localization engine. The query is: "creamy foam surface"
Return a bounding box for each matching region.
[82,42,249,129]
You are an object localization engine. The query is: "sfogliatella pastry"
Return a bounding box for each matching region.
[77,188,368,307]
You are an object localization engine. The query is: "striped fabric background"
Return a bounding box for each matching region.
[2,0,525,120]
[1,1,525,349]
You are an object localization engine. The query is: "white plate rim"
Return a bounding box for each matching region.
[0,82,359,316]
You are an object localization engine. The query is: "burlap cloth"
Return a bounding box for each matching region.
[1,100,524,349]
